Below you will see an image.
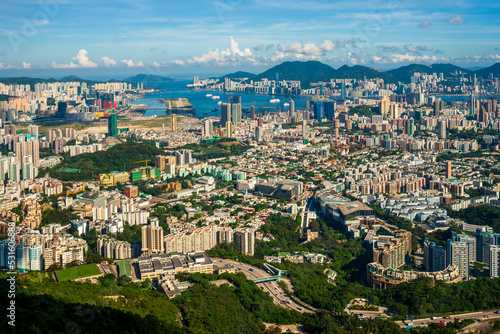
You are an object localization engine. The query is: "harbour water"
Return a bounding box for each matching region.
[129,80,312,118]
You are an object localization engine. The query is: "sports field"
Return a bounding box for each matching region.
[118,260,131,276]
[55,264,101,282]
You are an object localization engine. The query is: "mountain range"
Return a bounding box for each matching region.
[222,60,500,87]
[0,73,174,86]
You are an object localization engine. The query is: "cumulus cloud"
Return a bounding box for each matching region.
[449,14,465,25]
[22,62,31,69]
[265,44,274,52]
[404,44,417,52]
[101,56,117,67]
[253,44,263,51]
[52,49,98,69]
[416,45,427,51]
[418,20,431,28]
[151,61,160,67]
[121,59,145,67]
[0,63,17,70]
[174,37,257,66]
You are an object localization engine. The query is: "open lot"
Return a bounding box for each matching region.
[55,264,101,282]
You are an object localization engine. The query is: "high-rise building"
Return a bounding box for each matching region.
[141,220,164,255]
[225,121,232,138]
[302,120,307,138]
[341,82,346,99]
[372,231,412,269]
[447,240,469,280]
[171,114,178,132]
[229,95,241,104]
[14,138,39,167]
[108,113,118,137]
[255,126,263,141]
[434,99,441,116]
[446,161,452,179]
[313,102,325,121]
[289,100,295,118]
[490,245,500,278]
[57,101,67,118]
[437,120,446,139]
[234,228,255,256]
[221,103,231,125]
[407,118,414,136]
[478,107,488,123]
[470,94,476,114]
[231,103,242,123]
[250,106,256,120]
[379,96,390,117]
[476,230,499,264]
[204,119,213,138]
[155,155,166,171]
[324,101,336,119]
[451,232,476,263]
[423,239,447,272]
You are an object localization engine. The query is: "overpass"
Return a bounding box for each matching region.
[253,263,286,283]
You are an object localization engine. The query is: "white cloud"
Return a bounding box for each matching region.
[102,56,117,67]
[151,61,160,67]
[121,59,145,67]
[449,14,465,25]
[404,44,417,52]
[52,49,98,69]
[418,20,431,28]
[0,63,17,70]
[22,62,31,69]
[171,60,185,66]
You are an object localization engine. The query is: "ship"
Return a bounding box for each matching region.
[283,103,289,107]
[217,101,222,105]
[211,96,220,100]
[270,99,280,103]
[206,94,212,97]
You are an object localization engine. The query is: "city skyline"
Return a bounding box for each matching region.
[0,0,499,77]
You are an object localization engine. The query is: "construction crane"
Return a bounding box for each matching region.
[134,159,151,168]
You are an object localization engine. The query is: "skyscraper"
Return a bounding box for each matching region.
[447,240,469,280]
[289,100,295,118]
[231,103,242,123]
[407,118,414,136]
[141,220,164,255]
[476,230,499,264]
[437,120,446,139]
[313,102,325,121]
[341,82,346,99]
[451,232,476,263]
[470,94,476,114]
[423,239,446,272]
[302,120,307,138]
[234,228,255,256]
[225,121,232,138]
[433,99,441,116]
[490,245,500,278]
[446,161,452,179]
[108,113,118,137]
[221,103,231,125]
[324,101,335,119]
[250,106,256,121]
[204,119,213,138]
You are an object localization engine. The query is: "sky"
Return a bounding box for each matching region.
[0,0,499,79]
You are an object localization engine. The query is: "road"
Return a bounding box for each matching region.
[396,310,500,328]
[213,258,315,314]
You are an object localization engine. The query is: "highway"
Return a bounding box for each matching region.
[213,258,315,314]
[396,310,500,328]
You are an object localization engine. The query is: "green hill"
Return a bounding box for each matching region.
[125,74,175,82]
[333,64,398,83]
[473,63,500,79]
[216,71,255,81]
[251,60,337,87]
[49,141,165,181]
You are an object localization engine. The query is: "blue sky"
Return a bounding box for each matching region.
[0,0,499,78]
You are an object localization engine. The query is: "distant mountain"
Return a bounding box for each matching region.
[217,71,255,81]
[473,63,500,79]
[333,65,397,83]
[251,61,337,87]
[0,77,59,86]
[387,63,470,82]
[125,74,175,83]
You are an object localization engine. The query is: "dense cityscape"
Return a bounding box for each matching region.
[2,1,500,333]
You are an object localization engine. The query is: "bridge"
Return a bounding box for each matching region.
[252,263,286,283]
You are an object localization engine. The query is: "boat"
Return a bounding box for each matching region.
[206,94,212,97]
[270,99,280,103]
[211,95,220,100]
[283,103,289,107]
[217,101,222,105]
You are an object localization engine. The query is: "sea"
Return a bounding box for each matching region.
[129,80,494,118]
[128,80,311,118]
